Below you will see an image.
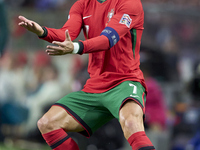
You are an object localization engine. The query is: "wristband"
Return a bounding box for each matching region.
[72,41,84,54]
[72,42,80,54]
[38,27,48,38]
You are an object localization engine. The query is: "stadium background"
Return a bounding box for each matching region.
[0,0,200,150]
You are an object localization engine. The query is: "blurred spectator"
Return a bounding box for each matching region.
[5,0,26,8]
[0,51,27,105]
[25,51,51,95]
[171,62,200,150]
[0,51,29,141]
[144,74,167,130]
[140,47,171,82]
[190,62,200,100]
[0,0,9,57]
[187,131,200,150]
[141,0,200,7]
[25,63,64,137]
[140,61,168,150]
[34,0,69,11]
[140,61,167,130]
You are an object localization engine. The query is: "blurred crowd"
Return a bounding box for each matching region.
[0,0,200,150]
[5,0,73,10]
[142,0,200,8]
[0,50,91,148]
[4,0,200,9]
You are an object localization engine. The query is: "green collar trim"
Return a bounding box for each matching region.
[97,0,107,3]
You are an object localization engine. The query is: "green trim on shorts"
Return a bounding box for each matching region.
[55,81,146,137]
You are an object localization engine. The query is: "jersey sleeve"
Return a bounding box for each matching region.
[81,0,144,54]
[106,0,144,38]
[39,0,84,43]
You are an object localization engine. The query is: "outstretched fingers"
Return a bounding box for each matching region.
[46,46,64,55]
[46,45,64,51]
[18,16,27,21]
[18,16,32,26]
[46,49,63,55]
[46,44,72,55]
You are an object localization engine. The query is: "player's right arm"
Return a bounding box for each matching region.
[18,16,44,36]
[18,0,83,42]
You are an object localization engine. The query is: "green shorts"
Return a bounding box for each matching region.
[53,81,146,137]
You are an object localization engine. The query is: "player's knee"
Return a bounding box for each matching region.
[119,101,144,136]
[120,112,144,139]
[121,113,141,128]
[37,115,55,133]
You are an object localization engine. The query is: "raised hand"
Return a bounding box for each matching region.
[18,16,44,36]
[46,30,74,56]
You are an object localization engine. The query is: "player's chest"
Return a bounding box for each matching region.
[82,0,117,30]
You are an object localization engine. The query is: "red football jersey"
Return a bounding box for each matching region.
[40,0,146,93]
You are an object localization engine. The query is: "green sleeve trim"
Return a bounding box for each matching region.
[130,29,137,59]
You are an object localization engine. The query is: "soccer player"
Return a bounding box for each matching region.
[18,0,155,149]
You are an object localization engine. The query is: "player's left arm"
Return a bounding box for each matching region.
[80,0,144,54]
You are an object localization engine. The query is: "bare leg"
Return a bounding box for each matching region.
[37,105,84,134]
[119,100,144,139]
[119,101,155,150]
[37,105,84,150]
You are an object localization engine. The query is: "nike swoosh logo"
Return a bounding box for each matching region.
[130,95,140,98]
[83,15,92,19]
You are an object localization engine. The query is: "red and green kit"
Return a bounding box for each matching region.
[40,0,147,137]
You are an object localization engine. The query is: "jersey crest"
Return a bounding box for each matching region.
[106,8,115,26]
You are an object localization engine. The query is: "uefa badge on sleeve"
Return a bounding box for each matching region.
[119,14,132,28]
